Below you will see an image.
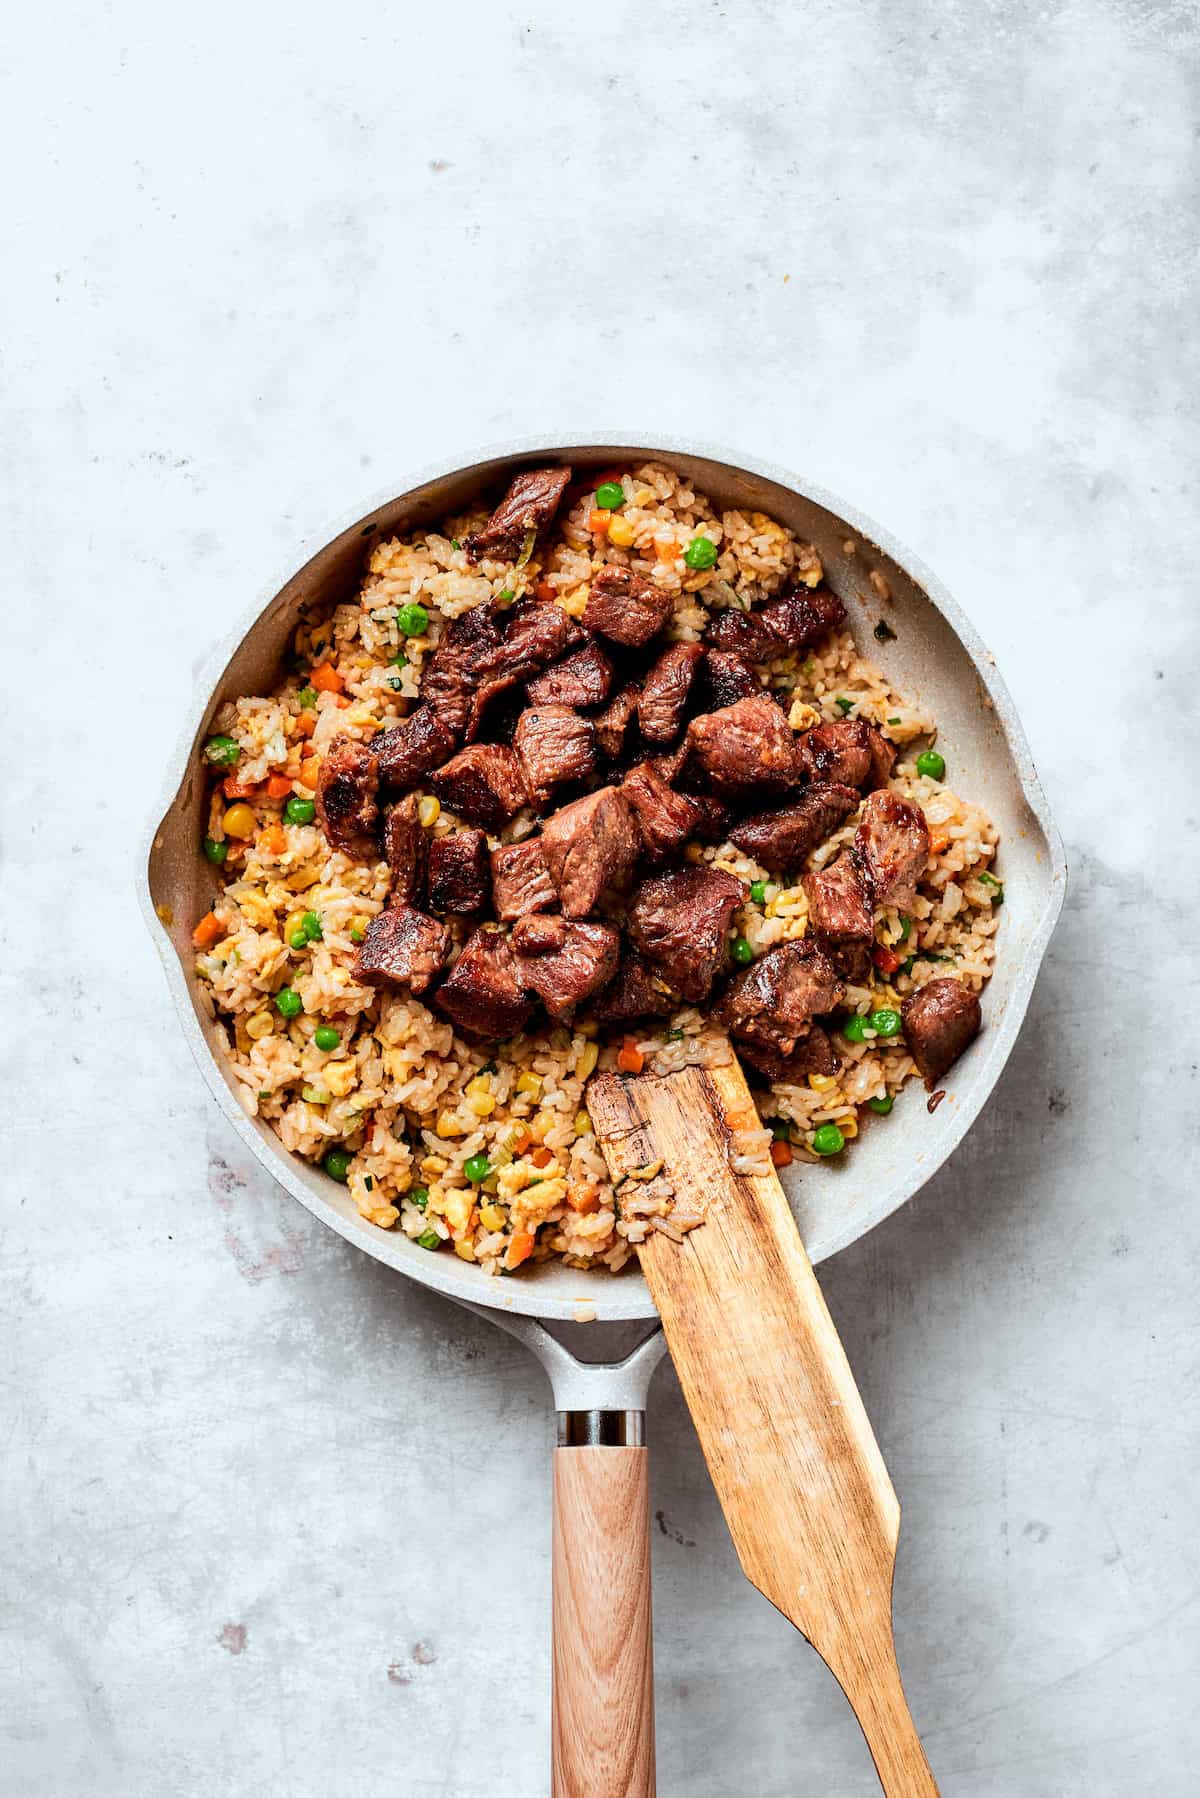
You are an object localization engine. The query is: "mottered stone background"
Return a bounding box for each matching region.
[3,2,1197,1793]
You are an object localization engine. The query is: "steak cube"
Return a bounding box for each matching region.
[702,649,760,709]
[637,642,703,743]
[583,565,674,646]
[375,706,459,792]
[738,1021,840,1084]
[355,905,450,995]
[383,794,427,906]
[463,465,572,562]
[802,851,874,944]
[315,736,380,858]
[592,952,677,1025]
[541,786,640,918]
[490,838,558,922]
[420,605,504,742]
[704,583,845,659]
[427,829,489,913]
[512,916,620,1020]
[526,642,615,708]
[728,783,859,872]
[627,865,745,1001]
[716,939,844,1075]
[430,744,528,830]
[621,762,704,865]
[855,790,931,911]
[435,928,534,1038]
[901,978,982,1089]
[512,704,596,805]
[685,694,801,800]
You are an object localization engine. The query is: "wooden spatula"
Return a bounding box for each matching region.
[587,1055,939,1798]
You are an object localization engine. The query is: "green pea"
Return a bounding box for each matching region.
[285,797,316,825]
[203,836,229,866]
[203,734,241,767]
[389,650,409,668]
[274,987,302,1018]
[323,1149,351,1182]
[868,1008,902,1038]
[289,930,309,950]
[749,880,767,905]
[867,1094,894,1115]
[464,1153,490,1183]
[731,937,754,966]
[683,535,717,571]
[407,1185,429,1212]
[842,1013,869,1043]
[296,687,318,709]
[314,1026,341,1051]
[765,1116,792,1142]
[595,481,625,511]
[811,1123,846,1157]
[301,911,323,941]
[916,749,945,781]
[396,602,430,637]
[416,1228,441,1250]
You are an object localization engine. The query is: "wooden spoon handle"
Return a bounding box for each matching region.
[551,1445,655,1798]
[837,1636,940,1797]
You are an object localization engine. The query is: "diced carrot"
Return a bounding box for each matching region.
[653,534,679,562]
[929,830,950,855]
[223,775,264,800]
[616,1041,644,1075]
[770,1139,794,1169]
[505,1231,535,1270]
[310,662,345,694]
[530,1145,554,1169]
[512,1126,532,1154]
[567,1184,601,1215]
[265,774,293,799]
[259,824,287,856]
[192,912,222,949]
[587,508,610,535]
[873,945,901,975]
[333,693,350,708]
[294,710,317,738]
[298,756,319,790]
[534,579,556,603]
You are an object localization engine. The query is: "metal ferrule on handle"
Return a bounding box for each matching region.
[557,1410,645,1447]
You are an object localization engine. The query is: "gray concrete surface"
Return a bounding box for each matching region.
[3,1,1198,1792]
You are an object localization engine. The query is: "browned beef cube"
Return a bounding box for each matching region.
[430,744,528,830]
[865,727,897,789]
[375,706,458,792]
[637,642,703,743]
[490,838,558,922]
[526,642,615,708]
[687,793,734,843]
[627,865,745,1001]
[463,466,572,561]
[583,565,674,646]
[798,718,875,788]
[592,952,676,1024]
[511,916,620,1020]
[855,790,930,911]
[383,794,426,905]
[729,783,859,871]
[621,762,704,865]
[901,979,982,1089]
[648,740,691,784]
[420,604,503,741]
[315,736,380,858]
[717,940,844,1074]
[541,786,640,918]
[355,905,450,994]
[512,705,596,804]
[703,649,760,709]
[427,829,489,913]
[594,683,640,759]
[462,599,586,742]
[435,928,534,1038]
[802,851,874,943]
[685,695,801,800]
[738,1022,839,1083]
[705,583,845,659]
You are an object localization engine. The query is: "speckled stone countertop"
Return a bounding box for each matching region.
[3,2,1197,1792]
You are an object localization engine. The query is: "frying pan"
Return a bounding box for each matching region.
[140,437,1066,1789]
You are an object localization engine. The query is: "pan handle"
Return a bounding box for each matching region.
[552,1411,655,1798]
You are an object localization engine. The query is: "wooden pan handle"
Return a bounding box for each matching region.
[551,1445,655,1797]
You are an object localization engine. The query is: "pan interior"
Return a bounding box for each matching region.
[144,442,1064,1325]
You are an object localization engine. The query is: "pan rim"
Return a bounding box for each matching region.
[138,432,1067,1323]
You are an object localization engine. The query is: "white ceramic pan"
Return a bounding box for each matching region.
[140,438,1066,1791]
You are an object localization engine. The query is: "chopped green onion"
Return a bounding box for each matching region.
[450,537,462,550]
[834,696,854,715]
[887,715,901,725]
[765,1116,792,1142]
[867,1094,894,1116]
[515,526,537,569]
[297,687,318,709]
[203,734,241,767]
[407,1185,429,1211]
[302,1086,331,1105]
[667,1027,685,1041]
[389,650,409,667]
[416,1228,441,1250]
[349,927,365,945]
[387,676,404,691]
[497,587,515,603]
[363,1174,374,1192]
[978,871,1005,906]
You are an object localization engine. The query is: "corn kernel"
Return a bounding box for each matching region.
[466,1074,492,1097]
[577,1042,599,1082]
[516,1071,543,1098]
[223,803,257,839]
[840,1116,859,1139]
[560,587,588,619]
[574,1111,593,1137]
[468,1092,496,1116]
[607,515,635,548]
[286,867,320,893]
[245,1011,275,1041]
[454,1239,476,1262]
[418,795,441,828]
[436,1109,464,1138]
[479,1202,507,1232]
[808,1073,837,1093]
[632,486,655,507]
[576,1017,598,1039]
